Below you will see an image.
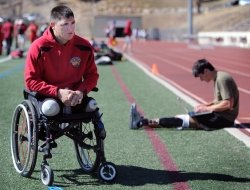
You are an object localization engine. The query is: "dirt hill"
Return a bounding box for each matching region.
[1,0,249,38]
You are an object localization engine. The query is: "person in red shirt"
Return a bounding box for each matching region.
[24,5,106,138]
[1,18,14,55]
[26,20,38,43]
[24,5,104,136]
[122,19,133,53]
[25,5,98,101]
[14,19,27,50]
[0,19,3,55]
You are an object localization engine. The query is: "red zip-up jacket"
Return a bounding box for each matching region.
[25,27,99,97]
[2,21,14,39]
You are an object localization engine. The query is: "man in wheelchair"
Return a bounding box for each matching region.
[10,5,116,186]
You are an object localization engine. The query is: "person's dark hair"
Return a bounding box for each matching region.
[50,5,74,21]
[7,18,12,22]
[192,59,215,77]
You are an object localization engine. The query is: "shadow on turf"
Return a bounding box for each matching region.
[32,165,250,187]
[30,169,104,188]
[114,165,250,186]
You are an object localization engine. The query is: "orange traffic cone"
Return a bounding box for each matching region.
[151,64,159,75]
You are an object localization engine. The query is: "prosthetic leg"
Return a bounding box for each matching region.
[138,114,190,129]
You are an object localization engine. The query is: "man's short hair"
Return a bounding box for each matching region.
[192,59,215,77]
[50,5,74,21]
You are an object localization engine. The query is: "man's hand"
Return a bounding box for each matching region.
[67,90,84,106]
[194,99,232,113]
[58,89,84,106]
[194,104,210,112]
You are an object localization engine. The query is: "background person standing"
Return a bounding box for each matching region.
[122,19,133,53]
[0,18,3,55]
[1,18,14,55]
[26,19,38,44]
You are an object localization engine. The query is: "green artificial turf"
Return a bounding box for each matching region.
[0,58,249,190]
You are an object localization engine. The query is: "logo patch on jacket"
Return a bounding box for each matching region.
[70,57,81,68]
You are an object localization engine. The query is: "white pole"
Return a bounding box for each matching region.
[188,0,193,37]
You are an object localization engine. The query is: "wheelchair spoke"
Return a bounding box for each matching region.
[16,112,28,166]
[74,121,100,173]
[19,140,28,166]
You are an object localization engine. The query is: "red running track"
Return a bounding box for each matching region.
[117,40,250,127]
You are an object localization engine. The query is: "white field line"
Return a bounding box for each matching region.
[0,56,11,63]
[152,55,250,95]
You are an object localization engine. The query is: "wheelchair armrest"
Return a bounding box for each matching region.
[23,89,39,99]
[23,89,53,100]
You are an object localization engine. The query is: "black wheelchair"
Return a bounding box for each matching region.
[10,89,117,186]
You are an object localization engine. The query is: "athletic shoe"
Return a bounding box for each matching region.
[176,126,184,130]
[129,103,142,129]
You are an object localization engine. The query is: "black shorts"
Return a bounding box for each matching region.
[193,112,234,129]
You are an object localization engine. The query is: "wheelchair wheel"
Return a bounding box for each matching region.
[98,162,117,182]
[41,164,54,186]
[74,122,100,173]
[10,100,38,177]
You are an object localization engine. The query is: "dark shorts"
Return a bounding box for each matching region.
[193,112,234,129]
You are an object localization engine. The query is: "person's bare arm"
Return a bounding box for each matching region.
[194,98,233,112]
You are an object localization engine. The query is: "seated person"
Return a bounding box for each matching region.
[24,5,105,136]
[130,59,239,130]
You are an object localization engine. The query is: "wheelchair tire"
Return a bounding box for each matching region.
[41,164,54,186]
[10,100,38,177]
[98,162,117,182]
[74,122,100,173]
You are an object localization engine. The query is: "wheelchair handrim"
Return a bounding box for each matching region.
[10,104,32,174]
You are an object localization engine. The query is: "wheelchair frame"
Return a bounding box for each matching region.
[10,89,117,186]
